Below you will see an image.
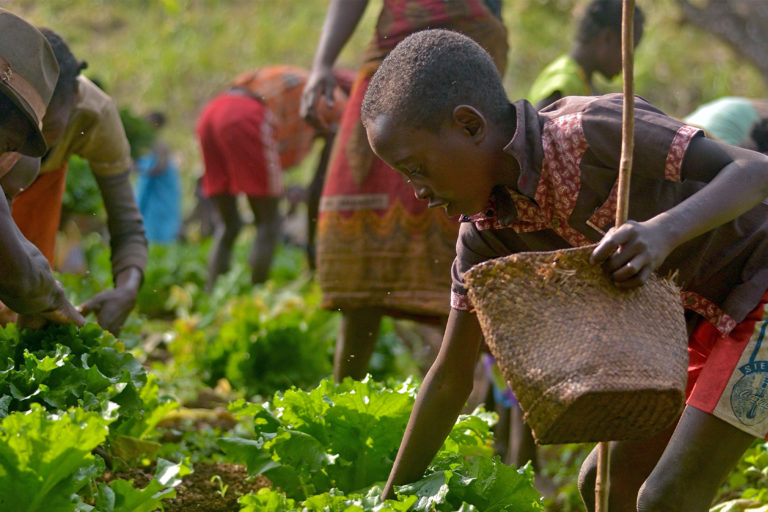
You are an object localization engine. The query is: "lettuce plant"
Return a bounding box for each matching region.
[0,405,111,512]
[220,377,542,510]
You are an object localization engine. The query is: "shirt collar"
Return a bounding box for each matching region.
[462,99,545,226]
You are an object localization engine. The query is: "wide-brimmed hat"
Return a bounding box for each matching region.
[0,9,59,157]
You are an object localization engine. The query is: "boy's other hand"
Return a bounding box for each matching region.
[590,219,672,289]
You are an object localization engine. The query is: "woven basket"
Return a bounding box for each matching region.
[464,245,688,444]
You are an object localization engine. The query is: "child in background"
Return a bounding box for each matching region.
[361,29,768,511]
[134,111,181,244]
[684,96,768,147]
[527,0,644,110]
[196,65,349,290]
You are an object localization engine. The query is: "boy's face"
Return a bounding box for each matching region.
[366,110,499,217]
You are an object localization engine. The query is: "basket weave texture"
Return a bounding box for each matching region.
[464,245,688,444]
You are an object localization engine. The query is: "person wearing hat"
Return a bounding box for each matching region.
[8,27,146,335]
[0,8,84,327]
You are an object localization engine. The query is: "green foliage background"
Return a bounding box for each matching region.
[5,0,766,199]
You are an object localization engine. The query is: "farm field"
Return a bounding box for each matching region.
[2,0,768,510]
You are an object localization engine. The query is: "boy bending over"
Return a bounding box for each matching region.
[361,29,768,512]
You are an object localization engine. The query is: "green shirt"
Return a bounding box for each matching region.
[527,54,591,108]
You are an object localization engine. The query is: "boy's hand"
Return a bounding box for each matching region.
[590,219,672,289]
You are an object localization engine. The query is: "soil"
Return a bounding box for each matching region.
[164,462,271,512]
[101,461,271,512]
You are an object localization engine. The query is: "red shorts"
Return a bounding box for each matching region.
[196,93,283,198]
[687,291,768,439]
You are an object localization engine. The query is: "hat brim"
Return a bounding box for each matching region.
[0,81,48,157]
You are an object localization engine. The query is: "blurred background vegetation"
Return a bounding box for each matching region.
[3,0,766,213]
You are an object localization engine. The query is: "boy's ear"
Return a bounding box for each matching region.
[452,105,487,141]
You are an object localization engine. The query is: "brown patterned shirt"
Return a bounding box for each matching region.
[452,94,768,335]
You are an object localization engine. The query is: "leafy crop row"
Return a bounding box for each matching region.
[221,377,543,511]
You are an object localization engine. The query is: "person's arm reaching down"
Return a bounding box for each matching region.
[79,169,146,334]
[382,307,484,499]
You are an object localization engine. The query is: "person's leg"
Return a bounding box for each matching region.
[579,420,677,512]
[637,406,755,512]
[206,193,241,291]
[509,405,538,468]
[335,307,384,381]
[246,195,281,285]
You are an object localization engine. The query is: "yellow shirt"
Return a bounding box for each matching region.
[41,76,132,175]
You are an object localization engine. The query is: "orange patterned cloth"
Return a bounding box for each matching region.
[232,65,347,170]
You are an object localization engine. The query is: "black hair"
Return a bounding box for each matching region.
[146,111,167,128]
[362,29,511,133]
[752,118,768,153]
[575,0,645,43]
[38,28,87,103]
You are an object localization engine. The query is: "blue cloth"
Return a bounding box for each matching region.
[134,152,181,243]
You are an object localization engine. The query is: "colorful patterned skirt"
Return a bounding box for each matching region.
[316,63,461,320]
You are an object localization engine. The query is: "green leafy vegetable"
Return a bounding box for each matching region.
[0,405,111,512]
[220,377,542,510]
[0,323,177,443]
[90,458,191,512]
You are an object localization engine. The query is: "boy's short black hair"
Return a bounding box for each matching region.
[575,0,645,43]
[752,118,768,153]
[361,29,510,133]
[39,28,87,104]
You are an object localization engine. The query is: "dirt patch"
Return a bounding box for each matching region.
[101,461,270,512]
[165,462,270,512]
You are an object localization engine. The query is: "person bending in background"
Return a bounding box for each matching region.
[527,0,644,110]
[0,9,84,328]
[684,96,768,148]
[134,111,182,244]
[300,0,508,383]
[196,65,350,290]
[8,28,147,335]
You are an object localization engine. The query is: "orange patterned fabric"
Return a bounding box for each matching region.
[232,65,347,170]
[317,1,508,317]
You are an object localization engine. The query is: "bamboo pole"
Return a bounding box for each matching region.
[615,0,635,228]
[595,1,635,511]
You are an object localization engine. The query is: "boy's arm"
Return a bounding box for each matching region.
[382,307,484,499]
[592,136,768,286]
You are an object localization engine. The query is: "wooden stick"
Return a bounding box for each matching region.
[615,0,635,228]
[596,441,611,512]
[596,2,635,511]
